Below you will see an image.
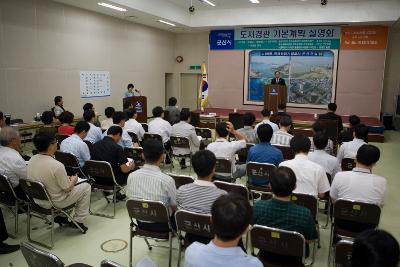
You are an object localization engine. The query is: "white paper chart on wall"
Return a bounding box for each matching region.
[80,71,111,98]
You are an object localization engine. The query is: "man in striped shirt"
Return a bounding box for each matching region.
[126,139,177,232]
[271,116,293,147]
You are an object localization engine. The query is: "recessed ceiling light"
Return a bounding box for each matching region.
[249,0,260,3]
[98,2,127,12]
[157,20,176,27]
[199,0,216,7]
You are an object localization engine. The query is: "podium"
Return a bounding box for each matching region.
[123,96,147,123]
[264,85,287,112]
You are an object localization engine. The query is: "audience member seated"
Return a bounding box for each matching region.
[101,107,115,130]
[82,103,100,127]
[309,121,334,154]
[339,115,360,144]
[308,133,340,179]
[253,166,317,264]
[91,126,135,189]
[172,109,201,168]
[38,111,57,135]
[0,112,5,132]
[60,121,91,168]
[0,127,28,199]
[280,135,330,198]
[124,109,145,142]
[165,97,180,125]
[349,229,399,267]
[103,111,133,148]
[270,103,290,125]
[28,132,91,231]
[184,194,262,267]
[270,116,293,146]
[330,144,386,232]
[83,110,103,144]
[255,109,279,133]
[207,122,246,180]
[148,106,173,163]
[318,102,343,133]
[247,124,284,186]
[0,209,20,254]
[237,112,258,144]
[337,124,368,163]
[126,139,176,232]
[177,150,226,244]
[53,96,65,118]
[57,111,75,135]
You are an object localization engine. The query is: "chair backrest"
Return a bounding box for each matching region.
[273,145,294,160]
[290,193,318,219]
[101,260,125,267]
[54,151,80,169]
[236,143,254,160]
[319,119,339,140]
[20,179,50,202]
[170,136,190,150]
[334,199,381,225]
[260,192,273,200]
[126,199,170,224]
[341,158,356,171]
[246,162,276,185]
[228,113,244,130]
[168,174,194,189]
[251,225,305,260]
[143,133,163,143]
[0,174,19,204]
[214,158,232,175]
[127,132,139,143]
[83,140,94,152]
[214,181,249,199]
[21,241,65,267]
[195,127,212,139]
[141,123,149,132]
[84,160,116,185]
[175,210,214,239]
[124,147,144,166]
[335,240,353,267]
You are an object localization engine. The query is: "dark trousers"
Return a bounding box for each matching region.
[0,209,8,243]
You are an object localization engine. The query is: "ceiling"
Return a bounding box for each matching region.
[53,0,400,32]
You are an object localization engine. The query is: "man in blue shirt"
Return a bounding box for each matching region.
[60,121,91,167]
[247,124,284,186]
[83,110,103,144]
[184,194,262,267]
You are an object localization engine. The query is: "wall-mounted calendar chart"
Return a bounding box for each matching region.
[80,71,111,98]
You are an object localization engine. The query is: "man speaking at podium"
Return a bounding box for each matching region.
[270,71,286,86]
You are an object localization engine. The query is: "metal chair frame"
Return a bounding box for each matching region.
[170,136,193,174]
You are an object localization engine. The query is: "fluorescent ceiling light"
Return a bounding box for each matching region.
[158,20,176,27]
[249,0,260,3]
[199,0,216,7]
[98,2,127,12]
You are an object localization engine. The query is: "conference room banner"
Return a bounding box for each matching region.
[243,50,338,108]
[210,26,341,50]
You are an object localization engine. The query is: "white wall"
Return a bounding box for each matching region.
[0,0,175,122]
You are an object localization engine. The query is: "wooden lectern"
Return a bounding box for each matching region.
[123,96,147,123]
[264,85,287,112]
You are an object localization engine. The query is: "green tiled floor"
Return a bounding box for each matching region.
[0,131,399,267]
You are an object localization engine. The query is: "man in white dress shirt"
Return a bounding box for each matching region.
[330,144,386,232]
[207,122,246,180]
[255,109,279,133]
[103,111,133,148]
[308,133,340,179]
[60,121,91,167]
[280,135,330,198]
[100,107,115,130]
[83,110,103,144]
[124,109,145,142]
[171,109,200,168]
[148,106,173,163]
[271,116,293,146]
[337,124,368,164]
